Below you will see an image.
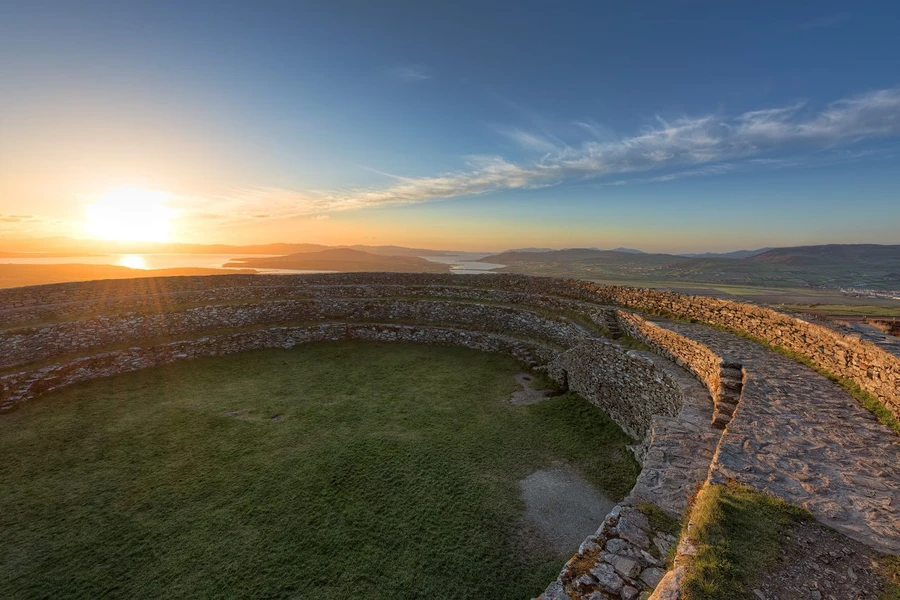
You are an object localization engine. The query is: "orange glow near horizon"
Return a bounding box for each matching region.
[118,254,149,269]
[84,187,178,243]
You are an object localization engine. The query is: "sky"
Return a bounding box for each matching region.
[1,0,899,252]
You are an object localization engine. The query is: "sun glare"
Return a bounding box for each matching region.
[119,254,149,269]
[84,187,177,243]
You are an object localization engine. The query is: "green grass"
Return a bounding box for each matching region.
[780,304,900,318]
[881,556,900,600]
[0,341,639,600]
[681,482,811,600]
[637,502,681,538]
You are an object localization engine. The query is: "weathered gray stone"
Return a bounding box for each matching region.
[590,562,625,594]
[540,581,572,600]
[640,567,666,589]
[619,507,650,531]
[621,585,641,600]
[608,553,642,579]
[617,517,651,549]
[579,536,603,554]
[640,549,662,567]
[606,537,641,558]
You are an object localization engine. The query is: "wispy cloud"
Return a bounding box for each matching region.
[182,87,900,226]
[0,214,38,223]
[384,65,431,81]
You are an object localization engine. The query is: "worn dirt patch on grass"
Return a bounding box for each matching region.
[509,372,558,405]
[520,463,615,556]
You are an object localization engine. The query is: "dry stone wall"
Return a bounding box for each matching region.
[5,273,892,426]
[0,272,774,600]
[8,272,890,423]
[0,281,605,329]
[0,299,588,371]
[0,324,556,410]
[615,311,744,429]
[547,340,685,442]
[577,282,900,419]
[0,273,594,324]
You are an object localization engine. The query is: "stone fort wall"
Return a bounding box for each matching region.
[2,272,897,600]
[579,282,900,419]
[3,273,896,424]
[0,272,726,600]
[0,298,590,371]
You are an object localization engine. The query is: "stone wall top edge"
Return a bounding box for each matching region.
[3,272,895,375]
[0,273,576,305]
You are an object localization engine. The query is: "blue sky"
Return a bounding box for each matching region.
[1,0,899,251]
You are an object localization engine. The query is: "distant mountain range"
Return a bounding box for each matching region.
[3,237,899,292]
[224,248,448,273]
[478,244,900,290]
[504,247,556,253]
[678,248,772,259]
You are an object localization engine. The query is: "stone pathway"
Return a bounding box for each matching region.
[651,320,900,554]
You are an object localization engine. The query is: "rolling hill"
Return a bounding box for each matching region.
[479,244,900,290]
[0,264,256,289]
[224,248,449,273]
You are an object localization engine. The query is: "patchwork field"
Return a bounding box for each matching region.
[0,342,639,600]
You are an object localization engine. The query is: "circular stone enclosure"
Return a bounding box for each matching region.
[12,272,891,599]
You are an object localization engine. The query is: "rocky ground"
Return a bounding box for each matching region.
[752,519,895,600]
[651,319,900,555]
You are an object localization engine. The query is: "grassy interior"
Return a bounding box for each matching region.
[681,482,810,600]
[0,341,639,600]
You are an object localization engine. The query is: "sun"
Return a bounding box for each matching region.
[84,187,177,243]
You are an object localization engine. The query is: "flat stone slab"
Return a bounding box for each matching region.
[652,319,900,554]
[520,464,615,555]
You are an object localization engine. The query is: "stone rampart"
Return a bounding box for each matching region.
[577,282,900,419]
[547,340,684,442]
[6,272,889,423]
[0,299,588,371]
[615,311,744,429]
[0,273,740,600]
[0,324,556,411]
[0,281,607,329]
[0,273,593,318]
